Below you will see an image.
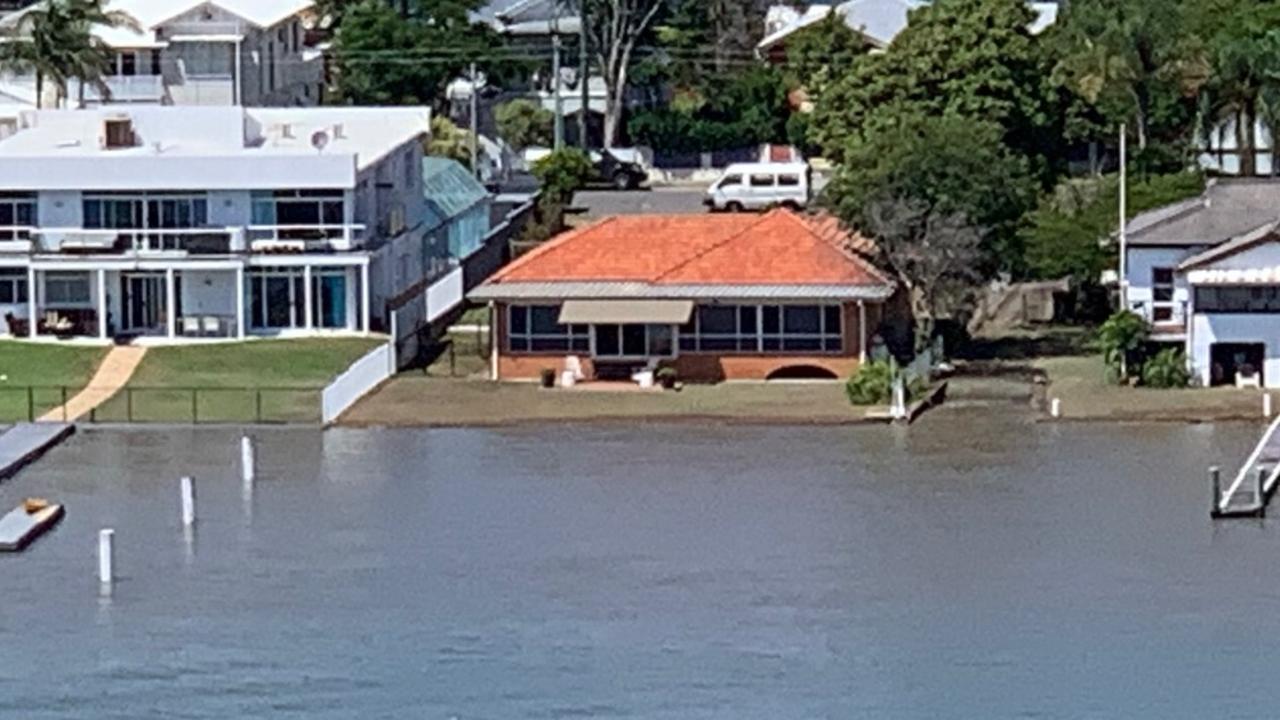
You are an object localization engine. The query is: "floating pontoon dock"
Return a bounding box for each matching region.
[1213,416,1280,518]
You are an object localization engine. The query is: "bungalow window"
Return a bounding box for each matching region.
[507,304,588,353]
[679,304,843,354]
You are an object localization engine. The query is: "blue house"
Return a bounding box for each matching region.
[422,157,492,261]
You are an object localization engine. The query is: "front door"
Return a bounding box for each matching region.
[1210,343,1265,386]
[121,273,167,333]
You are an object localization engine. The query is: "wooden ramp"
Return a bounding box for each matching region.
[1214,416,1280,518]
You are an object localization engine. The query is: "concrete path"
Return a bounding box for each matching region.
[39,346,147,422]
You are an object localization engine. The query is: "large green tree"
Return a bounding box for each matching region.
[825,114,1038,276]
[810,0,1052,169]
[1049,0,1205,154]
[328,0,509,107]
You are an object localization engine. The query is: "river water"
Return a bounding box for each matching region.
[0,417,1277,719]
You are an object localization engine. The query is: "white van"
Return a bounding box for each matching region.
[704,162,811,212]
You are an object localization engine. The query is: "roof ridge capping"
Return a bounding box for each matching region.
[1178,218,1280,271]
[784,210,898,287]
[650,209,785,282]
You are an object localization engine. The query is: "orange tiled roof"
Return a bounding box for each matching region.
[489,209,893,287]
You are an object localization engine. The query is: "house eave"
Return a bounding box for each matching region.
[469,281,897,303]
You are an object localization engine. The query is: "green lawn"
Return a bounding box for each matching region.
[0,341,108,422]
[92,338,384,424]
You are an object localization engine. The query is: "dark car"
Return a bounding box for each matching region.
[590,149,648,191]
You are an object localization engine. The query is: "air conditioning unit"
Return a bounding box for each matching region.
[102,117,135,149]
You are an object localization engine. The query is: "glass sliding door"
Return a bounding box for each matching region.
[593,324,676,359]
[312,271,348,329]
[248,268,307,331]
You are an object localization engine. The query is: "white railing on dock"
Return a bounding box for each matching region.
[321,342,393,425]
[1217,414,1280,515]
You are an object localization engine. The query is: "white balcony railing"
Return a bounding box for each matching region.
[8,224,366,256]
[30,227,245,255]
[79,75,165,103]
[246,225,367,252]
[1132,299,1189,336]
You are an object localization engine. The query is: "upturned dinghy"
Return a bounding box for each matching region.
[0,498,65,552]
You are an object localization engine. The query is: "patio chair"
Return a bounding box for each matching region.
[201,316,221,337]
[181,317,201,336]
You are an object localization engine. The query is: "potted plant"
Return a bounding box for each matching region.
[539,368,556,388]
[656,366,678,390]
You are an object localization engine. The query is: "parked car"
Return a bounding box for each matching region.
[521,147,650,191]
[704,162,811,212]
[589,148,648,190]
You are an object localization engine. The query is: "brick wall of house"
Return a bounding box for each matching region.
[492,300,881,382]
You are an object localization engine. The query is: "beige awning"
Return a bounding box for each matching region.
[558,299,693,324]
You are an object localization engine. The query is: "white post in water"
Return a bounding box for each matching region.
[1051,398,1062,418]
[98,529,114,584]
[1265,393,1273,419]
[891,376,907,421]
[240,436,255,483]
[1210,466,1221,515]
[180,476,196,526]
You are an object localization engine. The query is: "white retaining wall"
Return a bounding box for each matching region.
[321,342,394,424]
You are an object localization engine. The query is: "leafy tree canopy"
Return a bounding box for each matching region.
[811,0,1052,168]
[495,99,554,150]
[825,114,1038,276]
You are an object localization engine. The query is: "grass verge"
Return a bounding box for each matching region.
[0,341,108,422]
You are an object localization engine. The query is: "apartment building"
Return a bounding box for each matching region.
[0,105,441,342]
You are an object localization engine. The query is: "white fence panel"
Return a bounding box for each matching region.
[426,267,465,323]
[321,342,394,424]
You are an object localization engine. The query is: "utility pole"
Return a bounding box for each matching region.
[469,62,480,179]
[578,0,590,149]
[552,30,564,149]
[1118,123,1128,311]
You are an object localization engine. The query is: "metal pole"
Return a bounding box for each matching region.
[191,389,199,424]
[578,0,589,149]
[1210,466,1221,515]
[1118,123,1128,310]
[26,386,33,422]
[552,30,564,150]
[61,386,67,422]
[240,435,256,484]
[181,476,196,527]
[255,389,263,424]
[98,529,114,585]
[469,62,480,179]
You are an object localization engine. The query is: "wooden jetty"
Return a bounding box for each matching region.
[1213,416,1280,518]
[0,423,74,482]
[0,499,65,551]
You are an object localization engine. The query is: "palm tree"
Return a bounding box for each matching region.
[0,0,139,109]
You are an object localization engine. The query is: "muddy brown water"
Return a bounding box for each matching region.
[0,419,1274,719]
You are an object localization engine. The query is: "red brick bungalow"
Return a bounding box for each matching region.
[468,209,898,383]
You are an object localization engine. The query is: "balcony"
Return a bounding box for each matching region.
[31,227,245,256]
[78,75,165,104]
[246,225,367,253]
[0,227,34,253]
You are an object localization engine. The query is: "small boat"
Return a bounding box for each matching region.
[0,498,65,552]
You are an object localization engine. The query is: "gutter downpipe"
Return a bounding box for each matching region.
[233,38,243,105]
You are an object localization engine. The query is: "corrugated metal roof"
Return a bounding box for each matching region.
[469,281,896,302]
[1128,178,1280,247]
[423,156,489,224]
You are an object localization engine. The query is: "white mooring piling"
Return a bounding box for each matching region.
[1266,394,1273,419]
[1210,466,1221,515]
[180,476,196,526]
[240,436,255,483]
[1050,397,1062,418]
[98,529,114,584]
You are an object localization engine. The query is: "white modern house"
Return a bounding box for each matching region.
[0,104,441,343]
[1123,178,1280,387]
[0,0,323,111]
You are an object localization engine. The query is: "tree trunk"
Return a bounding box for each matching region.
[1239,105,1258,177]
[34,71,43,110]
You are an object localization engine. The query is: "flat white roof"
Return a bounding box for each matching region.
[0,105,430,191]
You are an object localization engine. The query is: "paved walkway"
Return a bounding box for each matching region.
[39,346,147,422]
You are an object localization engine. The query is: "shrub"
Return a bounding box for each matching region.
[532,148,592,206]
[1141,348,1191,388]
[1097,310,1149,382]
[845,361,896,405]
